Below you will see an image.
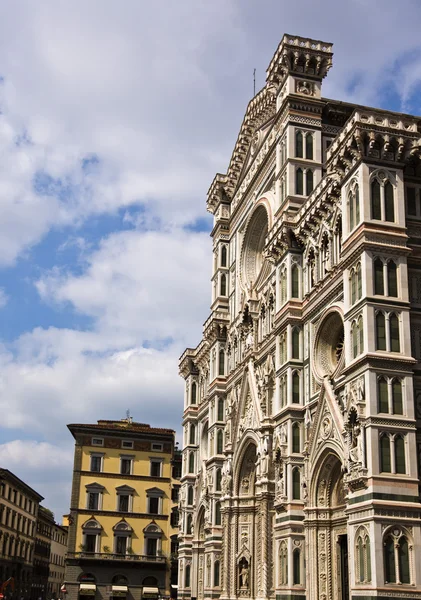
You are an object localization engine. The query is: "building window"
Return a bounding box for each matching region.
[306,169,314,195]
[375,311,400,352]
[292,423,300,453]
[118,494,130,513]
[221,246,227,267]
[91,438,104,447]
[121,440,134,449]
[216,430,224,455]
[355,528,371,583]
[384,528,411,584]
[378,377,403,414]
[185,564,191,588]
[191,382,197,404]
[374,258,398,297]
[351,316,364,359]
[374,258,384,295]
[217,398,224,421]
[380,433,406,474]
[292,372,300,404]
[188,452,195,474]
[306,132,313,160]
[215,501,221,525]
[350,262,362,305]
[147,489,164,514]
[293,549,301,585]
[218,349,225,376]
[86,485,104,511]
[371,173,395,222]
[187,486,194,505]
[291,264,300,298]
[295,131,303,158]
[292,468,301,500]
[214,560,220,587]
[279,267,287,305]
[82,519,101,553]
[150,460,162,477]
[186,514,192,534]
[296,168,303,195]
[189,424,196,445]
[220,274,227,297]
[148,497,159,514]
[292,328,300,359]
[216,469,222,491]
[348,183,360,231]
[120,457,133,475]
[90,454,103,473]
[279,541,288,586]
[151,443,163,451]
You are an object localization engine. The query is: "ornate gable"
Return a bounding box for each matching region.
[307,379,345,463]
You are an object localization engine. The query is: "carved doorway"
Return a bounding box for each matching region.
[309,452,348,600]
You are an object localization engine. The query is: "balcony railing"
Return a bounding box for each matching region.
[67,552,166,562]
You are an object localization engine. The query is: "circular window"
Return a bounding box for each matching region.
[313,309,345,380]
[241,205,268,290]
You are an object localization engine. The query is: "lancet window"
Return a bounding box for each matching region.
[355,527,371,583]
[279,540,288,585]
[375,311,400,352]
[383,527,412,584]
[374,258,398,297]
[371,172,395,222]
[379,433,406,474]
[350,262,362,305]
[377,376,403,414]
[348,182,360,231]
[292,468,301,500]
[351,315,364,359]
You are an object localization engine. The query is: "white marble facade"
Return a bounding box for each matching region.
[178,34,421,600]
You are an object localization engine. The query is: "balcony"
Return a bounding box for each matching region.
[67,552,167,563]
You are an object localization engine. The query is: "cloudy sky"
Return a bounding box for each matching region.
[0,0,421,519]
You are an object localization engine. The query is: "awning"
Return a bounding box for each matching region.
[79,584,96,596]
[142,587,159,598]
[112,587,128,597]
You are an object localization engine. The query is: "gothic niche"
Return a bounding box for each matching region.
[238,557,250,594]
[313,309,345,381]
[238,444,257,496]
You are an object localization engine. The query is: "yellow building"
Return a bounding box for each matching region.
[64,419,179,600]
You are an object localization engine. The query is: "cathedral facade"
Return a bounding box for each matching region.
[178,34,421,600]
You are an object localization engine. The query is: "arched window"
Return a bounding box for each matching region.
[295,131,303,158]
[292,372,300,404]
[350,269,357,305]
[352,322,358,359]
[220,274,227,297]
[355,184,360,224]
[292,328,300,359]
[383,529,411,584]
[385,181,395,222]
[186,514,192,534]
[185,564,191,587]
[215,502,221,525]
[395,435,406,474]
[306,169,314,195]
[221,245,227,267]
[380,435,391,472]
[280,269,287,304]
[214,560,220,587]
[371,179,381,220]
[389,313,400,352]
[357,263,362,300]
[392,379,403,414]
[349,190,355,231]
[296,168,303,195]
[216,469,222,491]
[292,423,300,453]
[292,468,300,500]
[293,549,301,585]
[188,452,195,474]
[216,430,223,455]
[384,536,396,583]
[279,541,288,586]
[306,133,313,160]
[358,316,364,353]
[291,264,299,298]
[217,398,224,421]
[376,312,386,350]
[356,531,371,583]
[387,261,398,297]
[218,349,225,376]
[187,486,194,506]
[191,382,197,405]
[374,258,384,295]
[189,424,196,445]
[378,377,388,413]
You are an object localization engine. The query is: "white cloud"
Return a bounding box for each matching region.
[0,289,8,308]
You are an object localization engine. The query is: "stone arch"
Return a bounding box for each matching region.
[233,440,258,497]
[310,448,345,508]
[193,505,206,541]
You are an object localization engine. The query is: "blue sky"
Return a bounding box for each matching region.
[1,0,421,519]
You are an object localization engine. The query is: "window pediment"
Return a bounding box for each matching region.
[146,487,164,496]
[115,485,135,493]
[85,482,105,491]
